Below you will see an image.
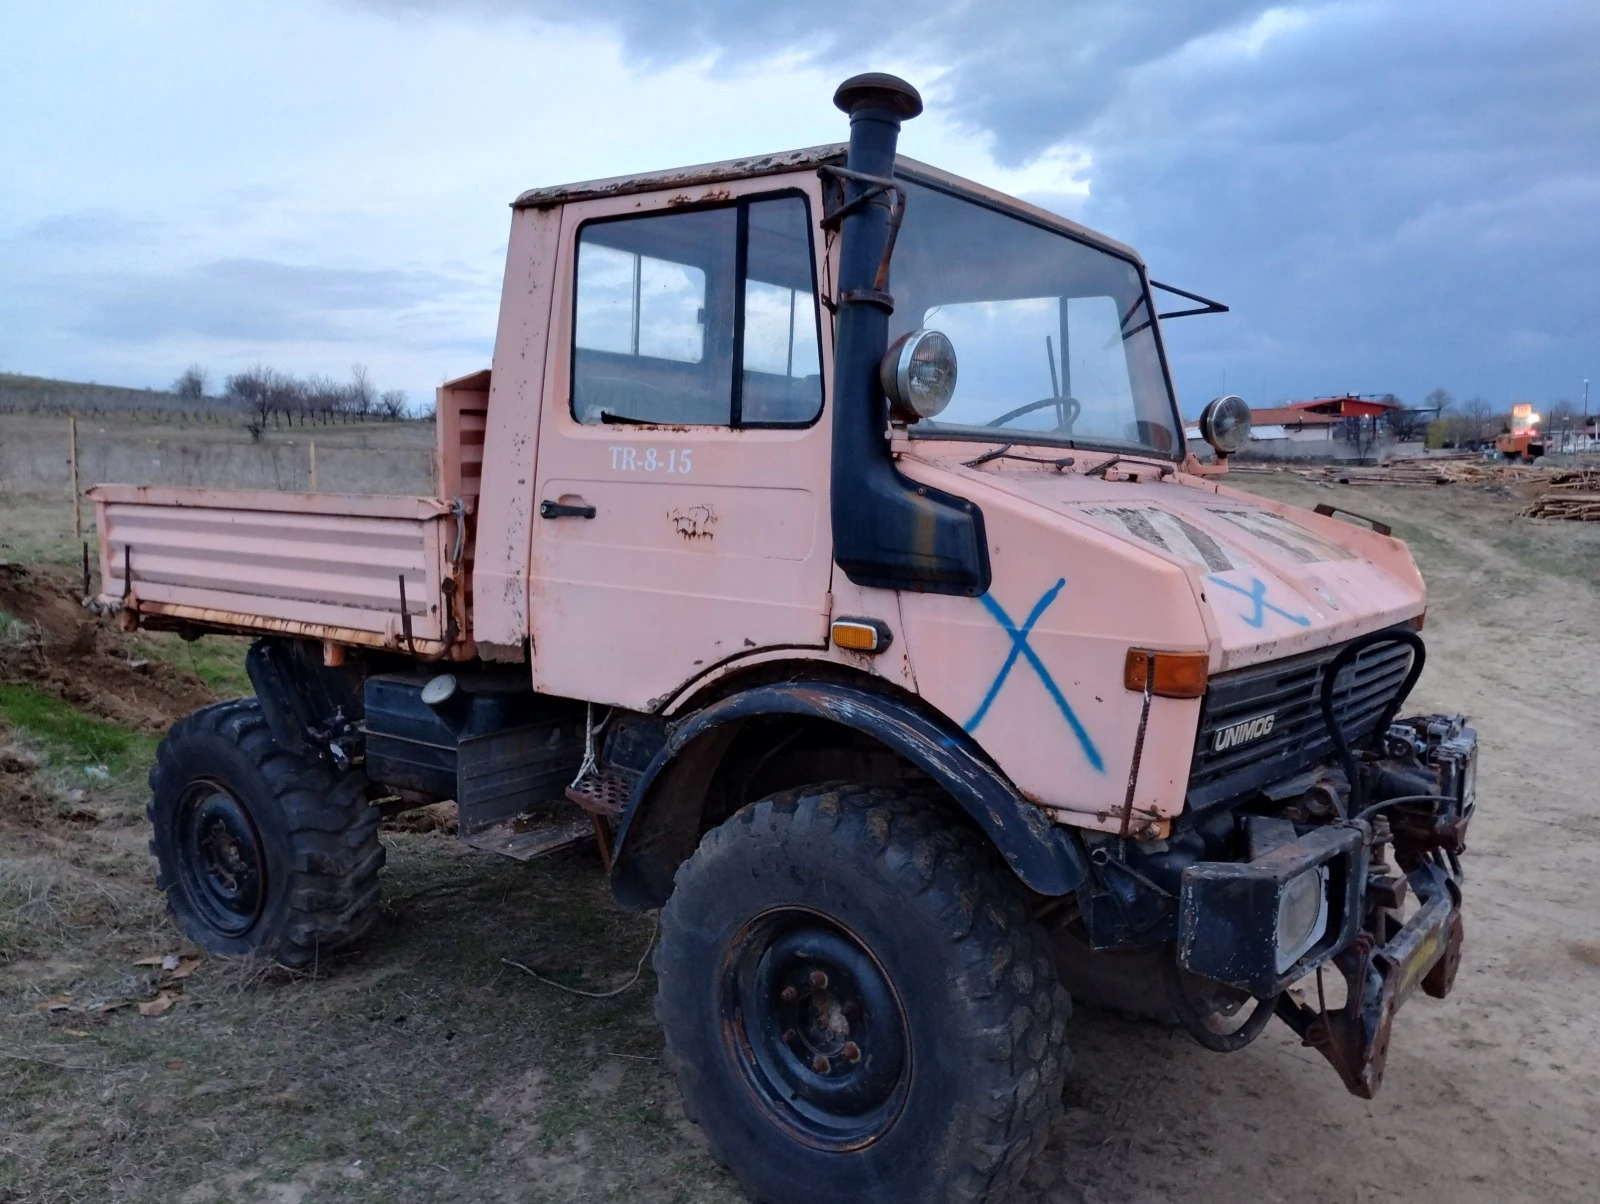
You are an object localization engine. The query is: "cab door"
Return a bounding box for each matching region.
[529,180,835,709]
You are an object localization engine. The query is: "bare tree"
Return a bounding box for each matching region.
[226,365,299,441]
[1421,387,1453,416]
[1459,395,1494,446]
[378,389,407,420]
[173,364,209,401]
[1548,398,1576,450]
[348,364,376,419]
[1339,415,1380,464]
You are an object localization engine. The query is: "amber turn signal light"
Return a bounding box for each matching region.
[831,617,893,654]
[1124,648,1209,699]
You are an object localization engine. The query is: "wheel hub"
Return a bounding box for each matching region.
[178,783,266,936]
[724,911,910,1149]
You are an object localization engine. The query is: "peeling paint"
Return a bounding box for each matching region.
[669,504,717,540]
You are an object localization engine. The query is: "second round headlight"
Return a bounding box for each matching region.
[881,329,957,421]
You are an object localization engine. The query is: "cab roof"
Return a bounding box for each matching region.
[511,143,1141,264]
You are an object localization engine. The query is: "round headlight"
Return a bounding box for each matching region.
[1199,394,1252,456]
[880,329,957,421]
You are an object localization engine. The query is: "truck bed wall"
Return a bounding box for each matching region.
[89,484,471,657]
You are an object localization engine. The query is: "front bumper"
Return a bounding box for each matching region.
[1174,713,1476,1098]
[1277,857,1462,1097]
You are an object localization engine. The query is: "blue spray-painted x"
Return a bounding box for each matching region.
[964,578,1104,773]
[1207,575,1311,629]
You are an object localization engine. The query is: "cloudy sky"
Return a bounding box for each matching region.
[2,0,1595,415]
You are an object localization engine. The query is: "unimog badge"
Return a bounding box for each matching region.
[1212,712,1277,752]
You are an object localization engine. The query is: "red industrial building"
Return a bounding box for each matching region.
[1248,394,1400,431]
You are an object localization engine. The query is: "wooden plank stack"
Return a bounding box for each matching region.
[1520,493,1600,521]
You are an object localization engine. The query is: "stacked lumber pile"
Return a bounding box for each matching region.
[1520,493,1600,521]
[1519,467,1600,520]
[1219,457,1600,493]
[1309,455,1506,486]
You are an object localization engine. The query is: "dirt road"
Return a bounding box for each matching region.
[3,472,1598,1203]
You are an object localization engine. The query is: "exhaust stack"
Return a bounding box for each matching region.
[828,73,990,597]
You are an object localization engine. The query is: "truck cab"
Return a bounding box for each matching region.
[98,74,1477,1204]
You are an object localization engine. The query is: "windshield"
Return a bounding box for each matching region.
[888,178,1182,457]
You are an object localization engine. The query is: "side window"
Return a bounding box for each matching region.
[571,194,823,427]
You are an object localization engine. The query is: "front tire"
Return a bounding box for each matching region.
[655,784,1070,1204]
[148,699,384,967]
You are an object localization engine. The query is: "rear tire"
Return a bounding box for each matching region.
[655,783,1070,1204]
[148,699,384,967]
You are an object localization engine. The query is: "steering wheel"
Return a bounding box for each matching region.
[986,395,1081,431]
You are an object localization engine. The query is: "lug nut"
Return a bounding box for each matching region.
[841,1001,860,1018]
[780,986,798,1002]
[842,1041,861,1064]
[811,1054,831,1074]
[782,1029,799,1046]
[809,969,829,990]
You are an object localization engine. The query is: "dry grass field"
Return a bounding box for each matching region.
[3,416,1599,1203]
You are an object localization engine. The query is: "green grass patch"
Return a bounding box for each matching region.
[0,683,157,785]
[0,607,32,643]
[134,630,253,696]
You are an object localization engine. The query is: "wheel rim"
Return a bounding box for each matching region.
[722,908,911,1151]
[176,780,267,937]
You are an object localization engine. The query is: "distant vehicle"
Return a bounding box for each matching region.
[1493,402,1545,463]
[88,74,1477,1204]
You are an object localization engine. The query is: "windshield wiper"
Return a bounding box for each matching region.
[1087,455,1174,480]
[962,444,1077,470]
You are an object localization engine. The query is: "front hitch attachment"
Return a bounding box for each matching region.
[1274,860,1464,1098]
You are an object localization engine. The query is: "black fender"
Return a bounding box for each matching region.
[609,681,1090,910]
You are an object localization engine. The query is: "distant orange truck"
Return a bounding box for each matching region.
[1494,401,1545,462]
[90,74,1478,1204]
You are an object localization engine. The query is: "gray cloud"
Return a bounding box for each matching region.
[55,258,478,344]
[359,0,1600,409]
[22,210,165,247]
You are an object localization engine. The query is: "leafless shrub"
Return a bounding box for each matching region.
[172,364,208,400]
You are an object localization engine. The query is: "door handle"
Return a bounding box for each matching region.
[540,499,596,520]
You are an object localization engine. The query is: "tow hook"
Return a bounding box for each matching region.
[1274,861,1463,1098]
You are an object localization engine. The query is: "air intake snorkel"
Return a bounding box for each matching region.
[828,74,990,596]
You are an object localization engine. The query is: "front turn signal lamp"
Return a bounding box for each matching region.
[832,617,893,654]
[1124,648,1209,699]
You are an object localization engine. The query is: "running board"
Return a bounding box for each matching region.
[459,799,594,862]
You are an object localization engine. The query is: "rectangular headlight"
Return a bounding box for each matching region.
[1276,865,1330,973]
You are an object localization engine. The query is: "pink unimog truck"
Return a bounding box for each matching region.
[89,75,1476,1204]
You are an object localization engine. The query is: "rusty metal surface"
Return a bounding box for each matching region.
[512,145,846,209]
[87,483,454,520]
[1277,862,1462,1098]
[131,601,471,659]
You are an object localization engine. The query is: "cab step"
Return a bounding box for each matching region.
[565,770,634,817]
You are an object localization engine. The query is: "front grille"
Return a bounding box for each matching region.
[1188,629,1415,810]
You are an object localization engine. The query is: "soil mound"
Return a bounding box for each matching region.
[0,562,221,732]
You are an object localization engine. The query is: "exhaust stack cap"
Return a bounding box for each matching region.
[833,72,923,120]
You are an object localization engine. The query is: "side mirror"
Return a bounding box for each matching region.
[1199,395,1251,457]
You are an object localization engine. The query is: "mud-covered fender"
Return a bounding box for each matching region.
[609,681,1090,910]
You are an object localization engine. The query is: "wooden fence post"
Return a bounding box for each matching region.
[309,440,318,492]
[69,414,81,540]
